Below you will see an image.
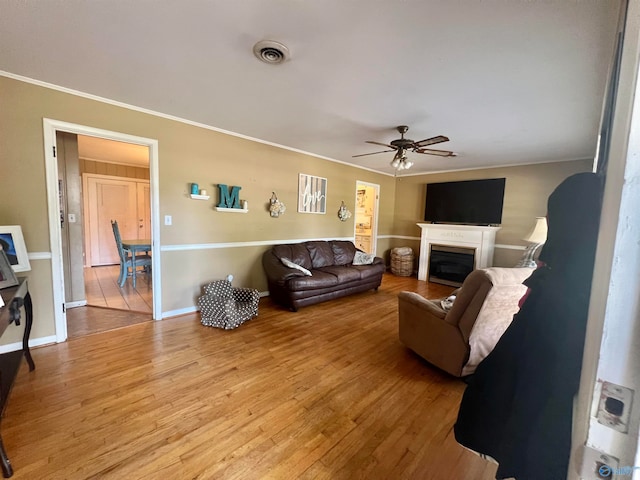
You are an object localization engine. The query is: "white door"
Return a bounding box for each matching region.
[84,174,150,266]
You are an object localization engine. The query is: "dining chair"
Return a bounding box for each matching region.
[111,220,152,288]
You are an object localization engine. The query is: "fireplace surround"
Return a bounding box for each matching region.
[417,224,501,282]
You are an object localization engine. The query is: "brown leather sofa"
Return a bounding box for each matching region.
[398,267,534,377]
[262,240,385,311]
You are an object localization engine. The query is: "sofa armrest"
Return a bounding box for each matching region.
[398,291,446,319]
[398,291,468,376]
[262,250,306,286]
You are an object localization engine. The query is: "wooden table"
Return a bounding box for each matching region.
[0,278,35,478]
[121,239,151,288]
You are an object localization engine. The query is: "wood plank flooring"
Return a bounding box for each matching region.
[6,273,498,479]
[84,265,152,314]
[66,265,153,338]
[66,306,153,339]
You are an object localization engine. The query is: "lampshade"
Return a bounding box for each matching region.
[523,216,548,244]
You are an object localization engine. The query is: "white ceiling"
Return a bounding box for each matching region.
[0,1,620,176]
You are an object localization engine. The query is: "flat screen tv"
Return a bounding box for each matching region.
[424,178,506,225]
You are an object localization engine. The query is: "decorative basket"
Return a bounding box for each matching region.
[391,247,414,276]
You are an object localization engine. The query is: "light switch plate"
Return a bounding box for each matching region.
[68,213,76,223]
[164,215,172,226]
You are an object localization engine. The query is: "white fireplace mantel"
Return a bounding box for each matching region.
[417,223,501,282]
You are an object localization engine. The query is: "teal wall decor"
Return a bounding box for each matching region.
[217,184,242,208]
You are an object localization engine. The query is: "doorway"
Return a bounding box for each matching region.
[354,182,380,255]
[57,133,154,336]
[43,119,161,344]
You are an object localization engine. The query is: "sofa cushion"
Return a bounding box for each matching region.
[352,261,385,280]
[273,243,313,270]
[288,270,338,291]
[306,241,335,269]
[331,241,357,265]
[318,265,361,283]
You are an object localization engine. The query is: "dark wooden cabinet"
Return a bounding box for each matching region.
[0,279,35,478]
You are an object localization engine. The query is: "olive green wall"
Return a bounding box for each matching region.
[0,75,395,342]
[392,160,593,267]
[0,74,592,347]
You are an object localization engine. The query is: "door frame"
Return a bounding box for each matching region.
[43,118,162,343]
[353,181,380,255]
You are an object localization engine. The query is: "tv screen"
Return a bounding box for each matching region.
[424,178,506,225]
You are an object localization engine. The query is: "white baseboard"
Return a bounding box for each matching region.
[0,335,58,354]
[65,300,87,309]
[161,306,198,319]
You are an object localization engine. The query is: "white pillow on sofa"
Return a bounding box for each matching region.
[352,251,375,265]
[281,257,312,276]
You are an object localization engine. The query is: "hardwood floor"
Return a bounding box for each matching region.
[66,306,153,339]
[68,265,153,338]
[84,265,152,314]
[6,273,497,479]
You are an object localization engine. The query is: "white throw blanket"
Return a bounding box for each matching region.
[462,268,530,376]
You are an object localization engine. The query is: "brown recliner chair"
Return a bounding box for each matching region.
[398,267,534,377]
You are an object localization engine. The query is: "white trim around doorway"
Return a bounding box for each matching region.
[42,118,162,343]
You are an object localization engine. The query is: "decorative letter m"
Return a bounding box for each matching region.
[217,184,241,208]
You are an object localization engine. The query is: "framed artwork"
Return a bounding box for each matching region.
[0,249,19,289]
[0,225,31,272]
[298,174,327,214]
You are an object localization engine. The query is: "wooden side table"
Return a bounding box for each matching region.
[0,278,35,478]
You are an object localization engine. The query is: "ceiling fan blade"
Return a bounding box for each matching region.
[352,149,396,158]
[366,140,396,149]
[415,148,457,157]
[412,135,449,148]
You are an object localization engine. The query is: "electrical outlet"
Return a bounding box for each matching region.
[164,215,172,226]
[597,381,634,433]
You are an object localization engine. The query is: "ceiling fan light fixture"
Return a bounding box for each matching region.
[253,40,291,64]
[357,125,455,171]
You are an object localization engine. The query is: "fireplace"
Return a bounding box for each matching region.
[429,245,476,286]
[416,224,501,282]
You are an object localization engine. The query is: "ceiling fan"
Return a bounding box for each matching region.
[353,125,456,170]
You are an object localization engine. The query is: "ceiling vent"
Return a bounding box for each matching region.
[253,40,290,65]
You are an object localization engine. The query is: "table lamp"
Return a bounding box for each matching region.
[515,217,548,267]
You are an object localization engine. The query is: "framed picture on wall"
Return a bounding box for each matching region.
[0,225,31,272]
[0,249,19,290]
[298,173,327,214]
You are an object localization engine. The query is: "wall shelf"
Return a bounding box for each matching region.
[215,207,248,213]
[190,194,210,200]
